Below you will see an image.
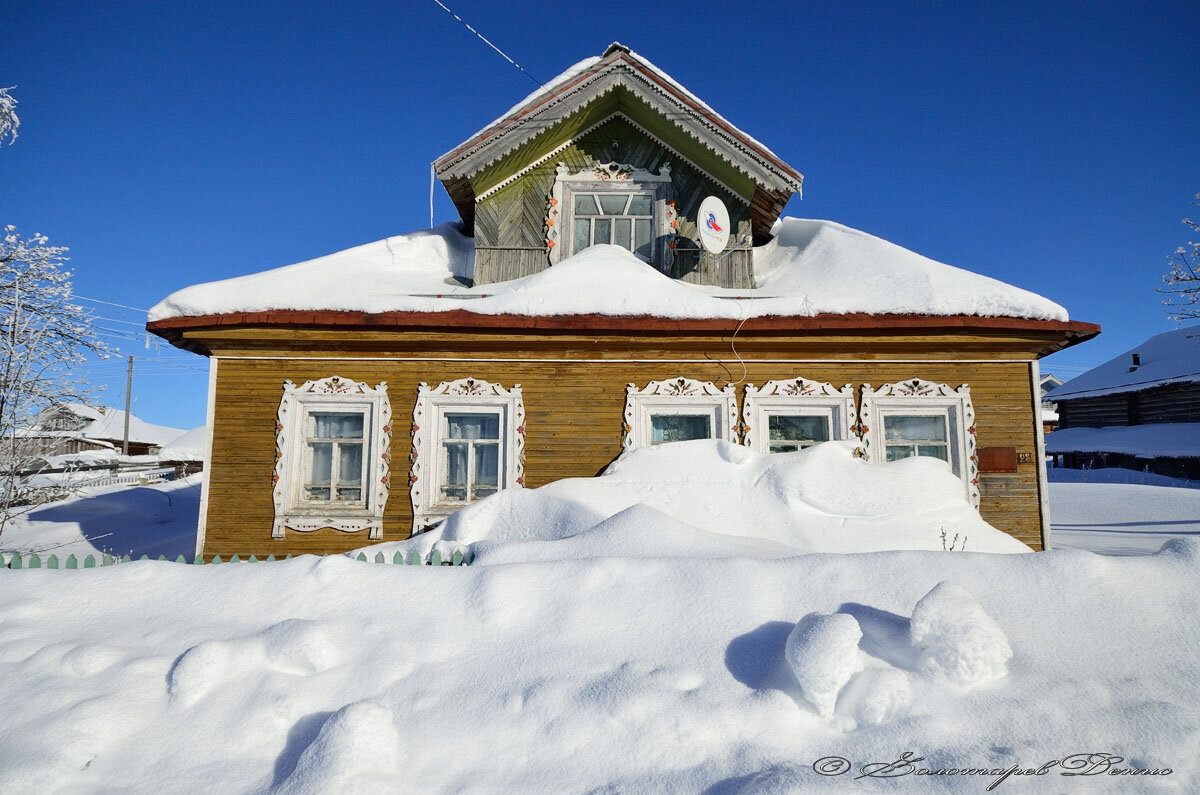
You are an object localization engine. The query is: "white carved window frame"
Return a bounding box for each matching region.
[272,376,392,540]
[742,378,858,452]
[546,161,677,270]
[623,377,737,449]
[410,378,525,533]
[859,379,979,508]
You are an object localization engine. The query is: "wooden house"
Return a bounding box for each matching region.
[147,44,1098,557]
[1046,325,1200,479]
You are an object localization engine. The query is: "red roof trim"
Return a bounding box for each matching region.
[148,309,1100,338]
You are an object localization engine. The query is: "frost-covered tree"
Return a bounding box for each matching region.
[0,227,107,538]
[1159,193,1200,322]
[0,86,19,146]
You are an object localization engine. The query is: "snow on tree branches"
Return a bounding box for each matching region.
[0,227,108,536]
[0,86,18,146]
[1160,193,1200,323]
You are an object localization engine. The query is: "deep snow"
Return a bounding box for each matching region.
[147,218,1068,323]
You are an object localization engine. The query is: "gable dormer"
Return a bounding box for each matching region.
[434,43,803,288]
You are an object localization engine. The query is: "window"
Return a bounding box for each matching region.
[272,376,392,540]
[546,161,676,268]
[859,379,979,508]
[410,378,525,532]
[623,377,737,450]
[742,378,857,453]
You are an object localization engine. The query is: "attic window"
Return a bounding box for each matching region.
[547,161,676,269]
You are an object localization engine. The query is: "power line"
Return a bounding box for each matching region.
[74,294,150,313]
[429,1,545,89]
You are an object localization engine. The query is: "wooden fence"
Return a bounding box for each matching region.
[0,548,472,569]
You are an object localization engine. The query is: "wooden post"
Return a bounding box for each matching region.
[122,355,133,455]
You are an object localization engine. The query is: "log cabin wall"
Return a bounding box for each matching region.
[474,117,754,288]
[1057,382,1200,428]
[191,327,1052,557]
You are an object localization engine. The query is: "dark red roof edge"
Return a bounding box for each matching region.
[433,51,803,185]
[148,309,1100,339]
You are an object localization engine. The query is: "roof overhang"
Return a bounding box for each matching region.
[148,311,1099,358]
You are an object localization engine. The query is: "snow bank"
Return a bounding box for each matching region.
[910,581,1012,689]
[784,613,864,717]
[148,219,1067,323]
[1045,422,1200,458]
[1,541,1195,790]
[375,440,1030,564]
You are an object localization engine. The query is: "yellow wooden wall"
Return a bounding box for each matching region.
[195,330,1047,556]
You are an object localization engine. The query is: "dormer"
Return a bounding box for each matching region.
[433,43,803,288]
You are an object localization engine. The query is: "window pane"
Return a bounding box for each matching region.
[651,414,712,443]
[628,194,653,215]
[886,445,915,462]
[338,443,363,485]
[336,488,361,501]
[475,443,499,490]
[884,414,947,442]
[917,444,949,462]
[614,218,631,250]
[574,194,599,215]
[306,487,331,500]
[446,413,499,440]
[769,443,801,453]
[593,218,611,245]
[308,443,332,484]
[443,442,467,499]
[572,219,591,255]
[634,219,652,258]
[769,415,830,444]
[599,194,628,214]
[309,412,364,438]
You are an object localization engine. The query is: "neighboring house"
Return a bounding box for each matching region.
[147,43,1098,558]
[1045,325,1200,479]
[158,426,206,476]
[19,404,186,458]
[1040,373,1063,433]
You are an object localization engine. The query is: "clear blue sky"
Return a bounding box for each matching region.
[2,1,1198,429]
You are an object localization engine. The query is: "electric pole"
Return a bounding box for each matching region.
[122,355,132,455]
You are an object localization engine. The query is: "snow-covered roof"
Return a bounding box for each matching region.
[157,426,206,462]
[60,402,105,422]
[82,410,188,447]
[1047,324,1200,400]
[1045,423,1200,458]
[148,218,1068,323]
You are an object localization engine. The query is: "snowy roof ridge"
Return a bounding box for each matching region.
[147,217,1072,326]
[1048,324,1200,400]
[434,45,801,190]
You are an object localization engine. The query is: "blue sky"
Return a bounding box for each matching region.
[2,1,1198,429]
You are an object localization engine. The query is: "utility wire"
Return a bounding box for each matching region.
[74,294,150,313]
[429,0,545,89]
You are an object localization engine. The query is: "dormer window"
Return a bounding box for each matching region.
[547,161,676,270]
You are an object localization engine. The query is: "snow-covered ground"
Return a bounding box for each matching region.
[1,449,1197,790]
[1049,468,1200,556]
[0,475,201,560]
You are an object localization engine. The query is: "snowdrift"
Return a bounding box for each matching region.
[373,440,1030,564]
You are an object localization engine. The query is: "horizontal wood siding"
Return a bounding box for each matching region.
[1132,383,1200,424]
[201,339,1046,557]
[1057,395,1130,428]
[474,116,753,288]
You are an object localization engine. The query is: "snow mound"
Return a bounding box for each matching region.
[367,440,1030,564]
[158,425,206,462]
[272,701,402,795]
[910,581,1012,689]
[839,668,914,727]
[783,613,864,717]
[168,620,338,706]
[149,219,1067,323]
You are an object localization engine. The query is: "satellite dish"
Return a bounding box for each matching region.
[697,196,730,254]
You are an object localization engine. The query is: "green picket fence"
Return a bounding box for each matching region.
[0,548,472,570]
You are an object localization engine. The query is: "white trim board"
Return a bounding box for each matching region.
[195,356,219,559]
